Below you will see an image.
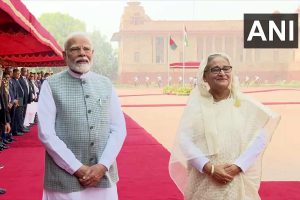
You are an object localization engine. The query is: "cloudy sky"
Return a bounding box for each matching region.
[22,0,299,38]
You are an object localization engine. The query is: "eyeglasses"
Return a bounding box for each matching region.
[67,46,92,54]
[205,66,232,74]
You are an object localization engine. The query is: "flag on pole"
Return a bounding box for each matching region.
[184,26,188,47]
[169,36,177,50]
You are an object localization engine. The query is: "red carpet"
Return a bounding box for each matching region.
[0,125,44,200]
[117,114,183,200]
[0,116,299,199]
[259,182,300,200]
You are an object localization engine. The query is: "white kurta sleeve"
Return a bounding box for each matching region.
[98,87,127,169]
[183,134,209,173]
[188,129,267,173]
[189,157,210,173]
[38,80,82,175]
[178,102,210,173]
[234,128,267,172]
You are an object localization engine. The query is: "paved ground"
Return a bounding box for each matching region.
[117,87,300,181]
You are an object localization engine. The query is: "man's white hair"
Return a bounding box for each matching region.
[64,32,93,50]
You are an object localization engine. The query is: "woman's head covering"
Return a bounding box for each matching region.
[198,53,241,107]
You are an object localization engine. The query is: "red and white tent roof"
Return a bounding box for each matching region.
[0,0,65,67]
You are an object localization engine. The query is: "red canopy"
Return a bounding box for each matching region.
[0,0,65,67]
[169,61,200,69]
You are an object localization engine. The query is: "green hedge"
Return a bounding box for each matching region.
[163,85,192,95]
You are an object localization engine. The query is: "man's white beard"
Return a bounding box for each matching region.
[69,62,91,74]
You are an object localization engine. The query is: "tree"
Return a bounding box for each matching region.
[38,13,86,73]
[38,13,118,80]
[39,12,86,47]
[90,31,118,81]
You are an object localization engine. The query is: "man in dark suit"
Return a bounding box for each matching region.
[9,69,25,136]
[2,72,14,143]
[18,68,33,131]
[0,69,11,148]
[19,68,32,117]
[36,72,42,89]
[28,73,35,99]
[0,69,11,195]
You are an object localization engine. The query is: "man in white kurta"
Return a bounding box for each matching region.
[38,32,126,200]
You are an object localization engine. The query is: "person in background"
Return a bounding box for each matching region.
[157,75,162,88]
[0,68,9,194]
[9,69,25,136]
[1,72,14,144]
[18,67,32,132]
[0,69,11,151]
[43,72,50,79]
[40,71,45,84]
[145,76,150,87]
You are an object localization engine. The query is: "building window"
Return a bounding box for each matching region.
[225,36,234,59]
[293,51,296,62]
[134,52,140,63]
[197,36,205,61]
[155,37,165,64]
[254,49,260,63]
[214,36,222,52]
[235,37,244,62]
[245,49,253,63]
[131,13,144,25]
[273,50,279,62]
[205,37,213,56]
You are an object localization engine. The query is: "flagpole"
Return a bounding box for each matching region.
[182,25,185,87]
[167,33,170,86]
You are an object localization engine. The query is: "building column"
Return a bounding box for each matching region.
[233,36,237,61]
[201,36,206,60]
[212,35,216,53]
[222,35,226,52]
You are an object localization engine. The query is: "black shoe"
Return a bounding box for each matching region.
[12,132,24,136]
[22,126,29,130]
[21,129,29,133]
[0,188,6,194]
[7,136,16,141]
[7,134,16,141]
[3,139,11,144]
[1,144,8,149]
[6,138,13,143]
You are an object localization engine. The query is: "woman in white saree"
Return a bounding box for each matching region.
[169,53,280,200]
